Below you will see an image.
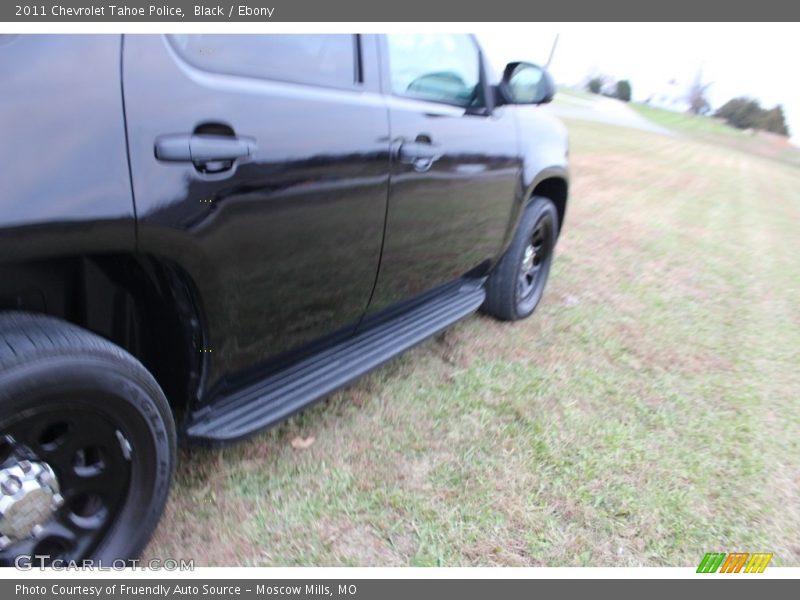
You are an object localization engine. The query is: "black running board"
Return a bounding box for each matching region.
[183,280,486,446]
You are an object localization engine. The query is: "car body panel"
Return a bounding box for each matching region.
[518,106,570,195]
[0,34,568,412]
[365,94,522,315]
[122,34,390,395]
[0,34,135,263]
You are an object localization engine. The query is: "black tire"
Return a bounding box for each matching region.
[0,312,175,565]
[482,196,559,321]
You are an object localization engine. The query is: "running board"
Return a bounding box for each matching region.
[183,280,486,445]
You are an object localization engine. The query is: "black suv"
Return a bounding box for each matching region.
[0,34,568,564]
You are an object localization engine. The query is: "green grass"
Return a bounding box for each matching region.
[631,102,800,170]
[145,114,800,567]
[630,102,745,138]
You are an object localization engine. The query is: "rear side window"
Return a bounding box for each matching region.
[169,34,359,89]
[386,34,483,107]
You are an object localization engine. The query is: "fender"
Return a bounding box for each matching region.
[0,35,135,258]
[497,106,570,258]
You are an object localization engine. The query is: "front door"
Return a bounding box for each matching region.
[368,33,522,313]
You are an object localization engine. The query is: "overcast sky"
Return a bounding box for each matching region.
[476,23,800,142]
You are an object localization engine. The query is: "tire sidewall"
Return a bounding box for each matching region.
[510,197,559,319]
[0,353,174,562]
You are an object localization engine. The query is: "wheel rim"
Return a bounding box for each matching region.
[517,213,554,305]
[0,406,132,565]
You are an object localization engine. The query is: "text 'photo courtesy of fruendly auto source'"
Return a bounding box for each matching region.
[0,0,799,594]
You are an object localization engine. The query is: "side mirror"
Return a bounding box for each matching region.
[497,62,555,105]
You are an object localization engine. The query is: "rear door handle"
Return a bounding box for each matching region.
[155,134,257,172]
[398,141,442,172]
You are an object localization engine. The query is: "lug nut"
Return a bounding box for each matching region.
[0,535,11,550]
[1,476,21,496]
[51,493,64,509]
[19,460,32,473]
[37,471,53,486]
[32,524,45,539]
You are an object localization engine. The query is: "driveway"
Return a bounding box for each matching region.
[548,93,677,136]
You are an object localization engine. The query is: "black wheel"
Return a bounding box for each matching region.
[482,196,559,321]
[0,312,175,566]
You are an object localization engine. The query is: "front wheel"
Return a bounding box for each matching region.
[0,312,175,566]
[482,196,559,321]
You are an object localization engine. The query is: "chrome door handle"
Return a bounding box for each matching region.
[398,142,442,172]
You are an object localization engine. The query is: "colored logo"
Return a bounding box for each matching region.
[697,552,773,573]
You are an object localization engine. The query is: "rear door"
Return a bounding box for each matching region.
[367,33,522,313]
[123,34,389,389]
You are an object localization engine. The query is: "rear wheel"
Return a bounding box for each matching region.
[482,196,559,321]
[0,312,175,565]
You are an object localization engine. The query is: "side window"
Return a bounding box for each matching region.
[386,34,483,107]
[168,34,359,89]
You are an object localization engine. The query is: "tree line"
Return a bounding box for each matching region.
[585,74,790,137]
[714,98,789,136]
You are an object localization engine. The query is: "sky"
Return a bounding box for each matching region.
[476,23,800,142]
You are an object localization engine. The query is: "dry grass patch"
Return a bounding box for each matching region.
[145,115,800,566]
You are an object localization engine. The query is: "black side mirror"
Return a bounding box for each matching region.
[497,62,555,105]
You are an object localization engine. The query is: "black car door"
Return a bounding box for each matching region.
[123,34,390,391]
[367,33,522,314]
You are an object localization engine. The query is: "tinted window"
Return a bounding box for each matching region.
[169,34,358,89]
[386,34,482,107]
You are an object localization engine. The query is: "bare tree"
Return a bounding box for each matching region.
[686,68,712,115]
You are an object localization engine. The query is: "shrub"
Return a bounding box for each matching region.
[615,80,632,102]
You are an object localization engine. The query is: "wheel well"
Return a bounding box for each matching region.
[532,177,568,234]
[0,253,204,418]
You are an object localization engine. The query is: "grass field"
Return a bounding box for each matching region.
[630,102,746,137]
[144,111,800,567]
[630,102,800,170]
